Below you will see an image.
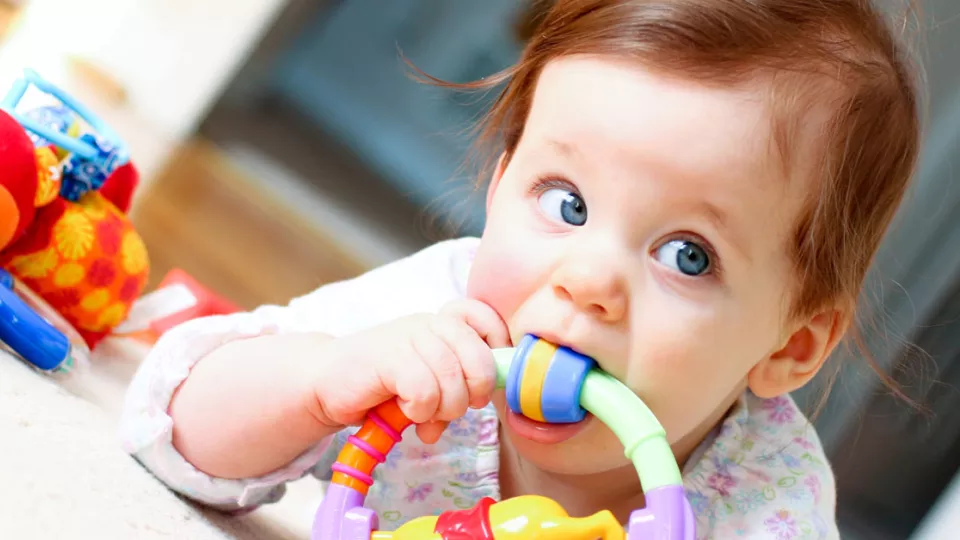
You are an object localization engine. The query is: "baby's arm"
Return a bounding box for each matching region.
[168,329,338,480]
[120,306,338,510]
[119,238,480,510]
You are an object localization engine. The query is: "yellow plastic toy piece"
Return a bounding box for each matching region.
[517,339,556,422]
[370,494,624,540]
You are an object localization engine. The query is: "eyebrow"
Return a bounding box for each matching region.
[547,138,581,159]
[546,137,750,262]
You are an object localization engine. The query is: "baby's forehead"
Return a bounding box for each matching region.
[531,58,795,181]
[524,58,815,238]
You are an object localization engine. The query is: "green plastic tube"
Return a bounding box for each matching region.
[492,347,683,490]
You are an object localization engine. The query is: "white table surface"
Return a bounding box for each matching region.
[63,336,326,539]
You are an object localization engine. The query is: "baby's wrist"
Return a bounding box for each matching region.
[291,333,347,434]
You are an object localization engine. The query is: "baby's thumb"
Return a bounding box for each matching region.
[415,420,449,444]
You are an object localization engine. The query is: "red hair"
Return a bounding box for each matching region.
[414,0,924,401]
[424,0,922,323]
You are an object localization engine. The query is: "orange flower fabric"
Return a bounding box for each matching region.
[34,146,62,207]
[1,191,149,346]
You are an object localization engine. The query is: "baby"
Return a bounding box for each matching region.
[120,0,921,537]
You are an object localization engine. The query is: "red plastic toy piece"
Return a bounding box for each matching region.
[148,268,240,336]
[99,161,139,213]
[434,497,496,540]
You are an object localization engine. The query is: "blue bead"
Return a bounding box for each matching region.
[540,346,595,423]
[60,132,125,201]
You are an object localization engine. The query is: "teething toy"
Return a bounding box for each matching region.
[312,334,695,539]
[0,68,148,360]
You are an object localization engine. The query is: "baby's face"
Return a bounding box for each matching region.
[467,56,812,476]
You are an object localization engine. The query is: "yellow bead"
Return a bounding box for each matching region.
[518,338,555,422]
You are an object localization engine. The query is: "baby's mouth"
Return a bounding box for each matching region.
[500,330,600,444]
[520,329,589,357]
[504,408,593,444]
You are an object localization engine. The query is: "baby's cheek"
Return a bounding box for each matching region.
[466,249,538,324]
[627,319,734,439]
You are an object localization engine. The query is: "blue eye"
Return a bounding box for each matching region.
[538,188,587,226]
[655,239,711,276]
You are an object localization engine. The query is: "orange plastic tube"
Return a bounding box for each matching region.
[330,399,413,495]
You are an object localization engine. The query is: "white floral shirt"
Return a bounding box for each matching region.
[119,237,840,539]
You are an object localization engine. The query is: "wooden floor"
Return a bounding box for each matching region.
[130,139,372,310]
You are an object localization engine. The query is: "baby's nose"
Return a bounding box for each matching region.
[551,259,628,322]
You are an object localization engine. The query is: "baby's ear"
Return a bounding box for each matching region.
[748,308,849,398]
[485,153,508,213]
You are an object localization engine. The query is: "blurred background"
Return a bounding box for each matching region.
[0,0,958,538]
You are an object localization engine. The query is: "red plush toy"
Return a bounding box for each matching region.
[0,71,148,349]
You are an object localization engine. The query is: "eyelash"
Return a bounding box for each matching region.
[527,174,724,280]
[653,233,724,281]
[528,175,580,197]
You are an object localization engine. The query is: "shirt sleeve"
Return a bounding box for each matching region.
[117,237,478,511]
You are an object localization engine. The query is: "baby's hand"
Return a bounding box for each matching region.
[312,299,511,444]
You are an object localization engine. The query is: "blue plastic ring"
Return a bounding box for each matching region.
[540,346,595,423]
[0,69,128,166]
[505,334,538,416]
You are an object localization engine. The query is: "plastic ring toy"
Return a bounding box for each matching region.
[506,333,596,423]
[312,335,695,539]
[0,68,128,164]
[1,69,129,201]
[0,268,89,376]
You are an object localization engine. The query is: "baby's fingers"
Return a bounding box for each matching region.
[388,350,441,424]
[431,316,497,410]
[416,420,448,445]
[440,299,511,349]
[412,327,470,422]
